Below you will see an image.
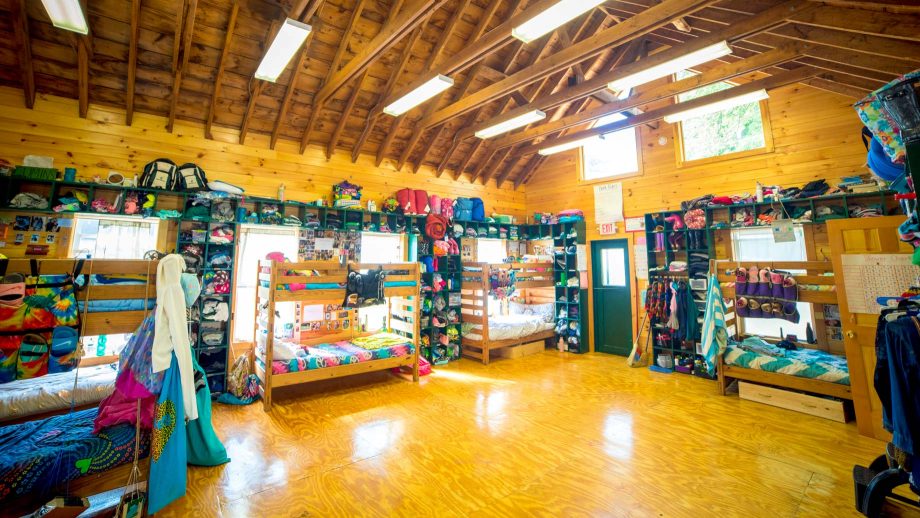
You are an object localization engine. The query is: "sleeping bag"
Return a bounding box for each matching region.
[455,198,473,221]
[471,197,485,221]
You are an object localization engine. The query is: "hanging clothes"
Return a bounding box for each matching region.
[875,312,920,456]
[700,274,728,376]
[186,356,229,467]
[148,353,188,515]
[678,281,700,343]
[153,254,197,421]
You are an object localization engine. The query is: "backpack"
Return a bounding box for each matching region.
[139,158,178,190]
[454,198,473,221]
[343,268,386,308]
[176,163,209,192]
[470,197,485,221]
[440,198,454,220]
[429,194,441,215]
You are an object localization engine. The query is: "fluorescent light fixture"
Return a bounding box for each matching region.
[255,18,312,82]
[475,110,546,139]
[512,0,606,43]
[41,0,89,34]
[538,135,602,156]
[607,41,733,93]
[384,75,454,116]
[663,88,769,124]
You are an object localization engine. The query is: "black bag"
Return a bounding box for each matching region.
[139,158,178,190]
[176,163,210,192]
[342,268,386,308]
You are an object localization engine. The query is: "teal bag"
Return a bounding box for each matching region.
[186,357,229,467]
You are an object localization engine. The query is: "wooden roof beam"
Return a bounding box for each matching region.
[371,0,558,119]
[76,36,89,118]
[299,0,368,153]
[516,66,818,156]
[327,70,368,159]
[495,145,524,187]
[802,76,871,98]
[167,0,198,133]
[466,0,814,143]
[424,0,722,129]
[125,0,141,125]
[790,5,920,42]
[494,42,803,149]
[767,23,920,63]
[313,0,450,107]
[352,24,426,162]
[514,154,547,189]
[11,0,35,109]
[454,139,485,180]
[205,0,239,139]
[393,0,473,171]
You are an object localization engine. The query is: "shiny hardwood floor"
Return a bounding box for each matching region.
[160,351,887,517]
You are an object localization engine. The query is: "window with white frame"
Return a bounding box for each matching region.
[234,225,299,342]
[581,112,641,181]
[70,214,159,259]
[674,69,769,163]
[358,233,405,331]
[731,226,813,339]
[477,238,507,263]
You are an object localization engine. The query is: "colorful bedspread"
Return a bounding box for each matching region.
[723,343,850,385]
[0,408,148,503]
[263,333,414,374]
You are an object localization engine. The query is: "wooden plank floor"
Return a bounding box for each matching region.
[159,351,888,517]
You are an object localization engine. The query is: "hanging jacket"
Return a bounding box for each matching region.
[153,254,198,421]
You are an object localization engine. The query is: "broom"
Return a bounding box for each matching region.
[626,311,651,367]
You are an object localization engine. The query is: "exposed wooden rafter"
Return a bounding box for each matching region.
[11,0,35,109]
[205,0,239,139]
[167,0,198,133]
[125,0,141,125]
[327,70,368,159]
[425,0,722,130]
[312,0,450,107]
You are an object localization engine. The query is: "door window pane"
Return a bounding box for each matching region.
[234,225,299,342]
[601,248,626,287]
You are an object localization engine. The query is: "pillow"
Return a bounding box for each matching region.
[530,303,555,323]
[509,301,530,316]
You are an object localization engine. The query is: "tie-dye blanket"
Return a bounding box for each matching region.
[0,408,148,504]
[723,342,850,385]
[264,333,414,374]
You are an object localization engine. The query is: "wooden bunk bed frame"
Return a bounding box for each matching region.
[460,262,555,364]
[713,259,853,401]
[2,258,156,515]
[255,260,421,411]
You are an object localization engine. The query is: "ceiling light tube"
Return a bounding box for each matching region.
[384,74,454,116]
[41,0,89,34]
[538,135,602,156]
[475,110,546,139]
[512,0,607,44]
[607,41,733,93]
[663,88,769,124]
[255,18,313,82]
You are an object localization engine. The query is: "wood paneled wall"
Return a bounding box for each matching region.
[0,88,527,218]
[525,84,872,352]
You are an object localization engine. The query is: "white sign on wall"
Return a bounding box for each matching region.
[594,182,623,224]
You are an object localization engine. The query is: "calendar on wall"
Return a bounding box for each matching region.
[840,254,920,314]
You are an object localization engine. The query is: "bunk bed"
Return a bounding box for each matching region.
[254,260,421,411]
[0,258,156,514]
[713,259,853,401]
[1,258,158,423]
[460,262,555,364]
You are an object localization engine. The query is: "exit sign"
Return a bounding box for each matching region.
[599,222,617,235]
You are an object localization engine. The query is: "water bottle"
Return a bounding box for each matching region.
[96,335,107,356]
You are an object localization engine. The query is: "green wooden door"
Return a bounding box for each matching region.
[592,239,632,355]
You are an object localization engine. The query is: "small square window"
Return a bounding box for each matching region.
[674,70,771,163]
[580,113,641,182]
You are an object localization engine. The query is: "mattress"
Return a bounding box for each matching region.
[264,281,417,291]
[464,314,555,342]
[260,332,415,374]
[0,364,118,422]
[78,299,155,312]
[0,408,147,504]
[723,343,850,385]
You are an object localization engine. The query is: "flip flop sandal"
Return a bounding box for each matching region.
[735,267,747,294]
[736,297,750,317]
[758,268,772,297]
[783,302,800,323]
[772,301,784,319]
[0,273,26,307]
[746,267,759,296]
[783,276,798,301]
[768,270,783,299]
[748,298,762,318]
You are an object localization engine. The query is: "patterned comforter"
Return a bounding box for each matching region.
[723,343,850,385]
[0,408,148,503]
[265,332,414,374]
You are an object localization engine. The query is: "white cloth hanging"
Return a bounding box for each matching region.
[152,254,198,421]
